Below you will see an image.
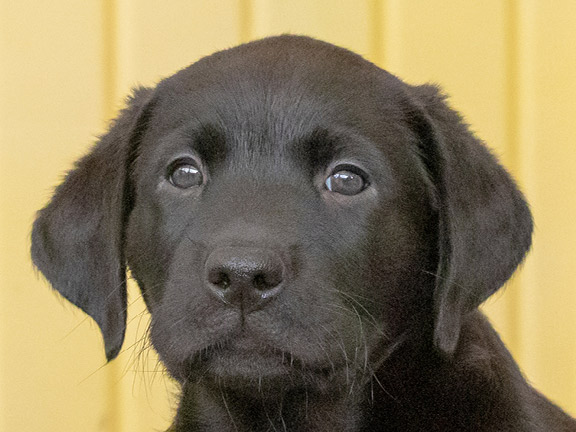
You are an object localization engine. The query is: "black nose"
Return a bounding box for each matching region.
[204,247,285,311]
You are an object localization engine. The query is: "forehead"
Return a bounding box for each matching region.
[142,37,411,167]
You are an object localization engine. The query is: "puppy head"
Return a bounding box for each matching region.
[32,36,532,390]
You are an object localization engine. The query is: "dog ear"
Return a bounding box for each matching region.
[31,87,154,361]
[407,84,533,356]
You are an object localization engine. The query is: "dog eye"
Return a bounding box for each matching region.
[168,161,204,189]
[325,165,369,195]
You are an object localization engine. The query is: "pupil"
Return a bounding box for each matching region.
[327,170,364,195]
[171,164,202,188]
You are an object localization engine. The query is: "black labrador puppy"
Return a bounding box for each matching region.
[32,36,576,431]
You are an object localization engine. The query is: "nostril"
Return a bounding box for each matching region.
[208,269,231,289]
[253,273,267,291]
[253,270,282,291]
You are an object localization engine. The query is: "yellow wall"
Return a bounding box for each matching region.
[1,1,575,430]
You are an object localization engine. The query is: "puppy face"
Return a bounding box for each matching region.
[31,36,532,396]
[125,42,437,388]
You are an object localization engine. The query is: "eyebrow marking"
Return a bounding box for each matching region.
[291,126,391,190]
[294,128,342,173]
[188,124,227,167]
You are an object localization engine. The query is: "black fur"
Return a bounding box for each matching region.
[31,36,576,431]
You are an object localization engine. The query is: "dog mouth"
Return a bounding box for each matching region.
[182,333,343,386]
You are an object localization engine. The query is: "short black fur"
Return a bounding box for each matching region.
[31,36,575,431]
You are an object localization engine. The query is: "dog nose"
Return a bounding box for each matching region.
[204,247,285,311]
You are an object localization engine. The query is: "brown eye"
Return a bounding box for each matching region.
[325,165,369,196]
[168,161,203,189]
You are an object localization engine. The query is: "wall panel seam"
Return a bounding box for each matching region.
[101,0,122,431]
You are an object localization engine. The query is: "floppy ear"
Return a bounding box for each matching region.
[31,87,154,361]
[407,84,533,356]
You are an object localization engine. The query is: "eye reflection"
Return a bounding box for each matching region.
[168,162,203,189]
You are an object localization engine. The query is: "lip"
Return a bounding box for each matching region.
[182,341,291,381]
[189,338,346,384]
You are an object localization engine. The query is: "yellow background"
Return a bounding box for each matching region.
[1,1,575,430]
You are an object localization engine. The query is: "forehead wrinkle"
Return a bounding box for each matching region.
[172,76,350,177]
[221,89,324,167]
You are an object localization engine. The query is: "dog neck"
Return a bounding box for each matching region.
[172,378,363,431]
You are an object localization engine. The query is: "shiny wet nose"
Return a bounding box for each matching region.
[204,247,285,311]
